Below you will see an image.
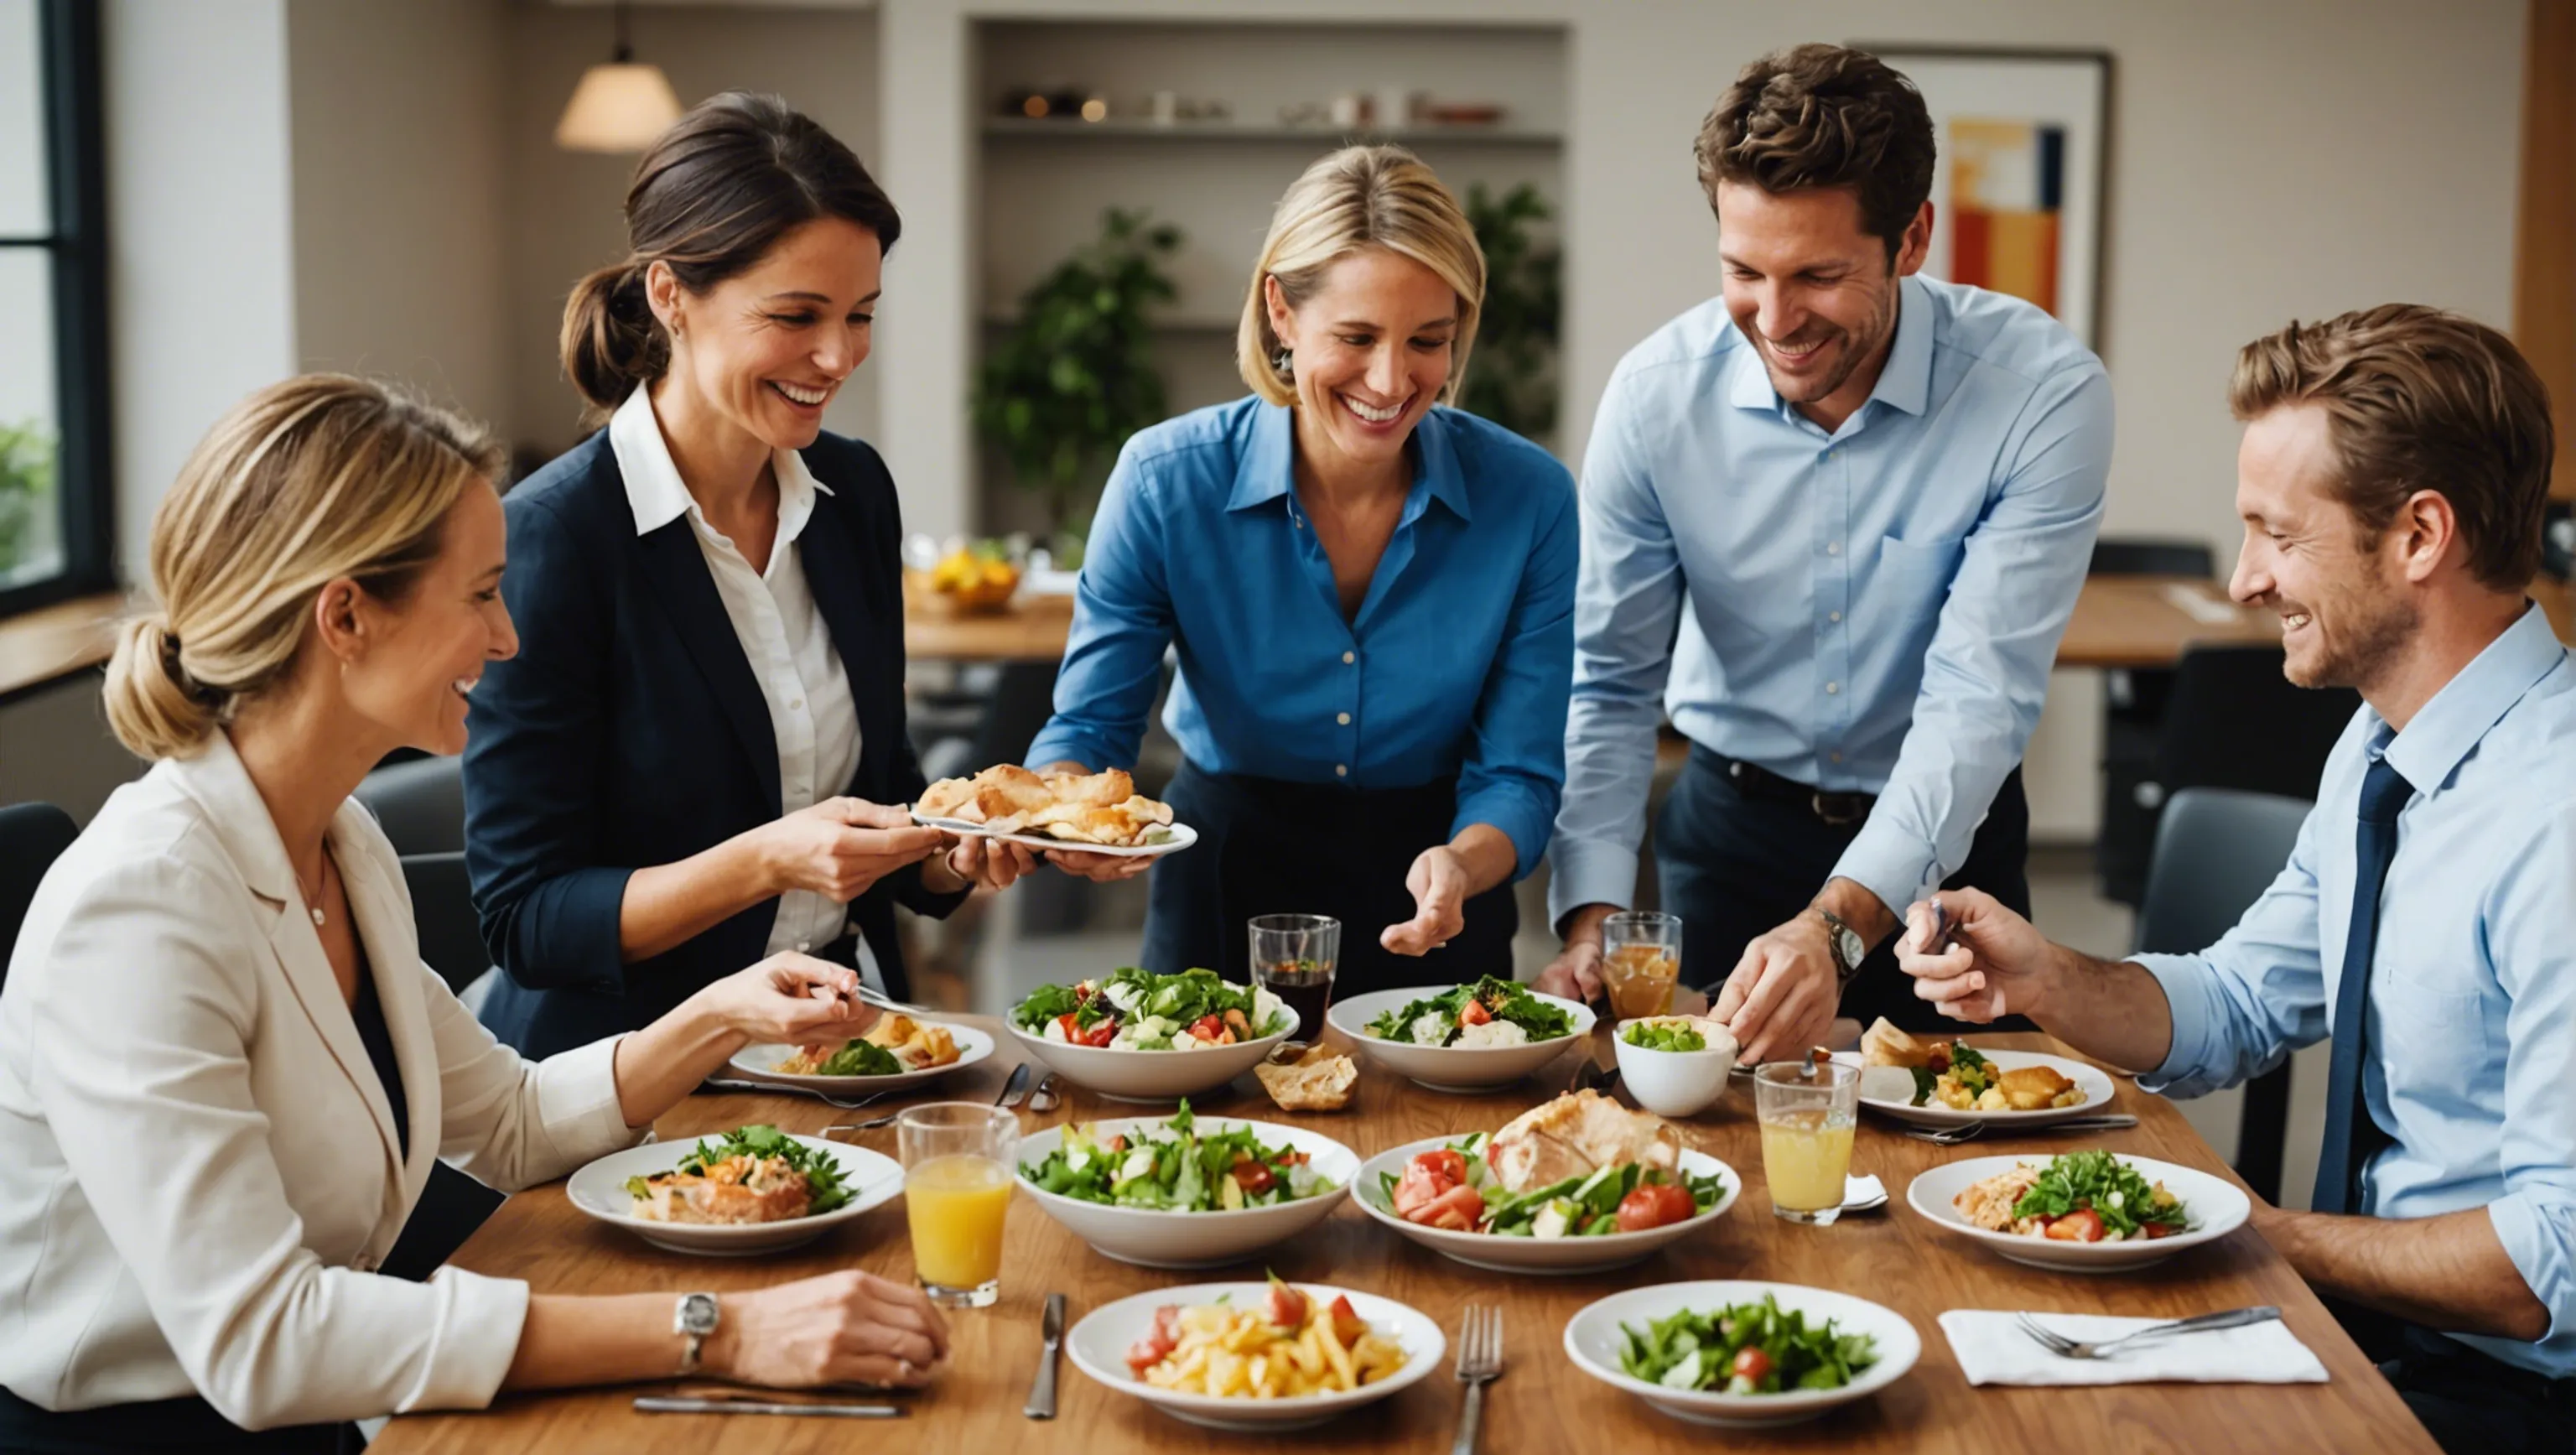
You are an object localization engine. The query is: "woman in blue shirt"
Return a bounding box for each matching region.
[1027,146,1578,997]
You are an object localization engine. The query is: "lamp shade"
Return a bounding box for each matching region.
[554,62,683,152]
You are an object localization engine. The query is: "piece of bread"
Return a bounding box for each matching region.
[1860,1017,1933,1068]
[1253,1046,1357,1111]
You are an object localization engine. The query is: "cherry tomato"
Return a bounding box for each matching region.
[1327,1294,1368,1348]
[1614,1182,1699,1233]
[1418,1149,1467,1186]
[2044,1208,2106,1243]
[1187,1013,1226,1042]
[1100,1135,1127,1154]
[1230,1156,1279,1196]
[1731,1346,1773,1385]
[1413,1183,1488,1231]
[1124,1305,1182,1374]
[1222,1007,1251,1037]
[1460,997,1494,1026]
[1264,1282,1309,1328]
[2143,1220,2175,1239]
[1077,1019,1118,1047]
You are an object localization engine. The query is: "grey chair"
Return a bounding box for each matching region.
[1,802,80,992]
[2087,537,2217,906]
[2133,787,2314,1204]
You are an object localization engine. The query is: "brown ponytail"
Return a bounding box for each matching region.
[556,91,903,424]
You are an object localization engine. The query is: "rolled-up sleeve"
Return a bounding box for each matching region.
[1451,466,1577,880]
[1547,364,1687,927]
[1026,444,1174,773]
[2473,808,2576,1359]
[463,495,634,997]
[2132,800,2331,1098]
[29,862,535,1428]
[1832,364,2111,915]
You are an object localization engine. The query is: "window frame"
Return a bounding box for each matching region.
[0,0,111,619]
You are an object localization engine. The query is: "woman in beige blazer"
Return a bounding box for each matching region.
[0,377,952,1453]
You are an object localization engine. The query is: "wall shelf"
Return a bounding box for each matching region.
[982,117,1561,147]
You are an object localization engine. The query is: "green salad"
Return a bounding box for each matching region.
[1019,1099,1337,1212]
[799,1039,903,1077]
[1011,968,1288,1051]
[624,1125,851,1214]
[1621,1020,1708,1052]
[1912,1042,1992,1105]
[2011,1150,2188,1239]
[1364,977,1574,1047]
[1618,1294,1879,1394]
[1376,1131,1727,1238]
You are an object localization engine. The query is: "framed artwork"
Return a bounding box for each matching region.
[1863,47,2112,351]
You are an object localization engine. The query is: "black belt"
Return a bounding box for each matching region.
[1701,748,1877,827]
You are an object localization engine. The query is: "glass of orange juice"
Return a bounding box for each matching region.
[1601,912,1683,1020]
[1754,1061,1858,1225]
[898,1104,1019,1307]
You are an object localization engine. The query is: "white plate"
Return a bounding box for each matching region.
[726,1022,996,1094]
[1562,1280,1920,1429]
[1351,1135,1739,1275]
[1904,1151,2251,1272]
[565,1134,905,1256]
[1005,1006,1299,1103]
[1845,1047,2118,1128]
[911,812,1198,859]
[1065,1281,1444,1431]
[1327,986,1593,1092]
[1015,1116,1357,1268]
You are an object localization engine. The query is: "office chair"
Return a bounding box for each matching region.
[0,802,80,992]
[2087,538,2218,906]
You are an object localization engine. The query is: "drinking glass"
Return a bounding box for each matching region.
[1248,914,1339,1044]
[1754,1061,1858,1225]
[1600,911,1683,1020]
[897,1104,1019,1307]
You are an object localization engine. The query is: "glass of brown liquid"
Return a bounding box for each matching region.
[1248,914,1340,1043]
[1600,911,1683,1020]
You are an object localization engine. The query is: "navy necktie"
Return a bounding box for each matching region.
[2311,756,2415,1215]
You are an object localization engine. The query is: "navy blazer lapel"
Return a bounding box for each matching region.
[795,491,892,798]
[634,520,782,805]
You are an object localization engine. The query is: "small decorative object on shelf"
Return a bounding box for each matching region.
[1420,101,1508,127]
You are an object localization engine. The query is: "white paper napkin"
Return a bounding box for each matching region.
[1940,1310,2329,1386]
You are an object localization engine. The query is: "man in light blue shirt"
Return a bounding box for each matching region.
[1538,44,2109,1063]
[1900,304,2573,1454]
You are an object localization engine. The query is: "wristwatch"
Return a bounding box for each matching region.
[1813,907,1868,990]
[674,1292,720,1375]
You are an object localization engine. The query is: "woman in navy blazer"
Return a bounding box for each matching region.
[465,94,1031,1058]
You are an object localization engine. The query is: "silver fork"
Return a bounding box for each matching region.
[1903,1114,2139,1146]
[1450,1305,1504,1455]
[2015,1306,2280,1359]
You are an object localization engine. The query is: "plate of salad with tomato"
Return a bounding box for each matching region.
[1906,1150,2250,1273]
[1327,981,1595,1092]
[1351,1130,1738,1274]
[1007,969,1301,1101]
[1013,1101,1358,1268]
[1562,1281,1920,1428]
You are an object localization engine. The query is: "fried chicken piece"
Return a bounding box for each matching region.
[1997,1064,2078,1112]
[1488,1090,1680,1193]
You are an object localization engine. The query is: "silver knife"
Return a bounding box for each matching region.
[635,1396,904,1418]
[994,1062,1033,1109]
[1028,1072,1062,1114]
[1026,1292,1066,1419]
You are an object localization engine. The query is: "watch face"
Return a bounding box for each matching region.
[1836,928,1866,971]
[679,1293,719,1335]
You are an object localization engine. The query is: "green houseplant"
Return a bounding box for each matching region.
[1458,182,1562,444]
[974,208,1183,540]
[0,421,55,579]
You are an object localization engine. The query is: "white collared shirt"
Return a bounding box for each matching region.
[609,387,876,981]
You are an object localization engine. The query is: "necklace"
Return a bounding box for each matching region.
[293,851,330,928]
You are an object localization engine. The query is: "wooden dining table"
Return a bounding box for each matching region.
[376,1021,2436,1454]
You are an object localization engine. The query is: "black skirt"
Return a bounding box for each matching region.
[1140,761,1518,1000]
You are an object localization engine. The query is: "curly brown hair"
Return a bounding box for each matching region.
[1694,44,1935,260]
[2231,305,2554,591]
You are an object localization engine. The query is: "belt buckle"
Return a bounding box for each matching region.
[1810,791,1868,827]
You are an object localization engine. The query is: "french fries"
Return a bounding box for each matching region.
[1139,1301,1406,1399]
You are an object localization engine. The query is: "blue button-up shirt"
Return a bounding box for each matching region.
[1549,276,2111,925]
[1026,396,1578,877]
[2139,605,2576,1378]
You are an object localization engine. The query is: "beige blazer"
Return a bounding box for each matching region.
[0,733,642,1428]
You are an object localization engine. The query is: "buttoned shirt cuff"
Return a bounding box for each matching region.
[2131,953,2226,1098]
[536,1031,645,1161]
[2485,1193,2574,1351]
[1828,820,1934,929]
[401,1268,532,1412]
[1545,837,1639,933]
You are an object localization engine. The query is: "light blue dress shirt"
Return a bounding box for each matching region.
[1026,396,1579,877]
[1549,276,2111,926]
[2139,605,2576,1378]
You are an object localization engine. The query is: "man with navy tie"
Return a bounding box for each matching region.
[1537,43,2111,1063]
[1898,304,2574,1454]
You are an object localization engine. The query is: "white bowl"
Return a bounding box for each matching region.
[1562,1280,1920,1428]
[727,1022,996,1094]
[1015,1115,1357,1268]
[1351,1135,1739,1275]
[1005,1006,1299,1104]
[1327,986,1593,1092]
[1845,1047,2118,1129]
[1613,1021,1737,1117]
[1065,1281,1444,1431]
[564,1134,905,1256]
[1904,1151,2251,1272]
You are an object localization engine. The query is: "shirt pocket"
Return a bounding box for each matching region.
[2371,964,2495,1108]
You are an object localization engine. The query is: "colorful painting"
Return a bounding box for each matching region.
[1866,49,2109,350]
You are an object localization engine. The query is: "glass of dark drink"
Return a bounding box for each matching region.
[1247,914,1339,1043]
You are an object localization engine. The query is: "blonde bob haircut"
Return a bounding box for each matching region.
[103,375,506,761]
[1237,145,1486,407]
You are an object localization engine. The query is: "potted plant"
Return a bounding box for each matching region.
[0,422,56,583]
[974,208,1183,553]
[1458,181,1561,445]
